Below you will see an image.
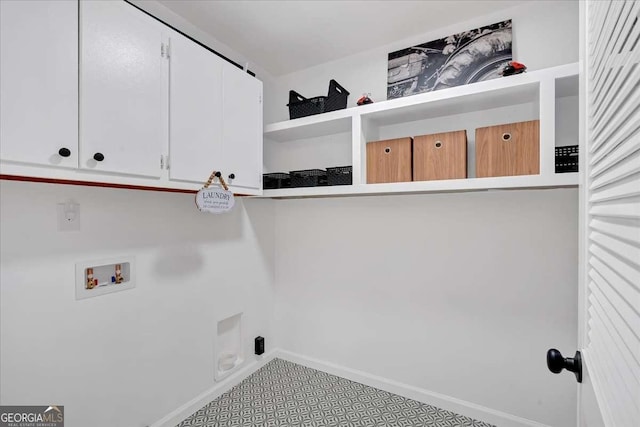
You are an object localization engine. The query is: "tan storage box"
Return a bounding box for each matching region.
[366,137,412,183]
[413,130,467,181]
[476,120,540,178]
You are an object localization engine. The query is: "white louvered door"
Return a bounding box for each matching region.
[580,1,640,426]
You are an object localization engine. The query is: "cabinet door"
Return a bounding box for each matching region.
[168,31,223,183]
[221,63,263,193]
[80,0,165,177]
[0,0,78,168]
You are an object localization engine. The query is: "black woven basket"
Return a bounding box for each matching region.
[263,173,291,189]
[326,166,352,186]
[289,169,328,187]
[287,92,325,119]
[555,145,579,173]
[287,80,350,120]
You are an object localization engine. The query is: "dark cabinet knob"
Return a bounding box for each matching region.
[58,147,71,157]
[93,153,105,162]
[228,173,235,180]
[214,171,222,178]
[547,348,582,383]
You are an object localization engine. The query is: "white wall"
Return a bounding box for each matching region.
[273,189,579,426]
[265,0,579,123]
[0,180,275,427]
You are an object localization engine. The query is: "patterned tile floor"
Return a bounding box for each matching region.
[177,358,494,427]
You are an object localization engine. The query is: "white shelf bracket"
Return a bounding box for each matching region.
[539,77,556,177]
[351,114,362,186]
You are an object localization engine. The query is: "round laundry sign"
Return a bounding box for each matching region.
[195,188,235,214]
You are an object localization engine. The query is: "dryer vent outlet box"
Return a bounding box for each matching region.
[255,336,265,355]
[215,313,243,381]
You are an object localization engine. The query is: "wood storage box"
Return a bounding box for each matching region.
[413,130,467,181]
[366,137,412,183]
[476,120,540,177]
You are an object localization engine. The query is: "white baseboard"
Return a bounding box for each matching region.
[275,349,552,427]
[150,350,277,427]
[151,348,551,427]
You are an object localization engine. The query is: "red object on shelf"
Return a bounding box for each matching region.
[501,61,527,76]
[357,93,373,106]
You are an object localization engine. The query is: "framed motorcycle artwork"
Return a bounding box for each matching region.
[387,20,513,99]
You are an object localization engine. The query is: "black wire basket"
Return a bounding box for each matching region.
[555,145,579,173]
[263,173,291,189]
[326,166,353,186]
[287,80,350,120]
[289,169,328,187]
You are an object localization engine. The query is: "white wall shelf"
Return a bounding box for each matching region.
[262,62,580,199]
[263,173,578,198]
[264,113,353,142]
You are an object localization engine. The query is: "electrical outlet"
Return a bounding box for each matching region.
[57,201,80,231]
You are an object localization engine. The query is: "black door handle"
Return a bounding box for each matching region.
[58,147,71,157]
[228,173,235,180]
[547,348,582,383]
[93,153,105,162]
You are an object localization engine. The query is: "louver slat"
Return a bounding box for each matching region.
[591,1,638,98]
[590,217,640,246]
[591,63,639,144]
[591,150,640,189]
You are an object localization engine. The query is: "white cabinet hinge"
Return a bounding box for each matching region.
[259,94,262,104]
[161,42,171,59]
[160,155,170,170]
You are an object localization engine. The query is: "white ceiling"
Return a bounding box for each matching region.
[158,1,528,77]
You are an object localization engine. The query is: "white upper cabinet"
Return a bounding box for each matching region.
[0,0,78,168]
[221,62,263,192]
[168,31,224,184]
[80,0,166,178]
[1,0,263,192]
[168,33,263,193]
